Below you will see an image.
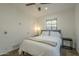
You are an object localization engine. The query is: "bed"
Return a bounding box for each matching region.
[19,30,62,56]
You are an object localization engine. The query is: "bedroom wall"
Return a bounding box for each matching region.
[37,7,76,48]
[0,4,36,55]
[0,3,77,55]
[75,4,79,53]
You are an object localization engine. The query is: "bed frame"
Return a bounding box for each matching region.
[20,30,62,56]
[41,30,61,35]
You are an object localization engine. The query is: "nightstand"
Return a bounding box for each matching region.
[62,37,73,50]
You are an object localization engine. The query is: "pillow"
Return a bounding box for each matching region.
[41,31,49,36]
[50,31,61,37]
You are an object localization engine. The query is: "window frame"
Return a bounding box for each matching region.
[46,19,57,30]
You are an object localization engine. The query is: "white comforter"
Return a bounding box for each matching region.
[19,36,62,56]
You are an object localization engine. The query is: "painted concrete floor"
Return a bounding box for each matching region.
[1,48,79,56]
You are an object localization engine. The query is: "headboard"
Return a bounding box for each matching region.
[41,30,61,33]
[41,30,61,35]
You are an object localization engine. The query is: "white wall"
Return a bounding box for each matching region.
[37,7,76,48]
[0,4,36,55]
[0,3,77,55]
[75,4,79,53]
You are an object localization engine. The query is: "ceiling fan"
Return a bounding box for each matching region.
[25,3,49,6]
[25,3,50,11]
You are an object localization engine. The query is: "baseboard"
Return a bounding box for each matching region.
[77,48,79,53]
[0,46,19,55]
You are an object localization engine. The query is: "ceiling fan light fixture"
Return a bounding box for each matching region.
[38,7,41,11]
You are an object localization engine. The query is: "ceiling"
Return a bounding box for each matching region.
[23,3,75,17]
[0,3,76,18]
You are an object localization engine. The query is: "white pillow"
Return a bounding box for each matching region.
[41,31,49,36]
[50,31,61,37]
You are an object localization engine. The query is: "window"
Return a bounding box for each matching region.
[46,19,57,30]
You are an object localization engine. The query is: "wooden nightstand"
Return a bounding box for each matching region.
[62,37,73,50]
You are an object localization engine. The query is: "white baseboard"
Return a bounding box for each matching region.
[76,48,79,53]
[0,46,19,55]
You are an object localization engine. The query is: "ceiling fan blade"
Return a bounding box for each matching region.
[25,3,36,6]
[40,3,50,4]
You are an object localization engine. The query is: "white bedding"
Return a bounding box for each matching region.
[19,35,62,56]
[29,35,61,47]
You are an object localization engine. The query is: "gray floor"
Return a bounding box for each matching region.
[1,48,79,56]
[61,48,79,56]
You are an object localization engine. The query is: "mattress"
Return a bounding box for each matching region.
[19,35,62,56]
